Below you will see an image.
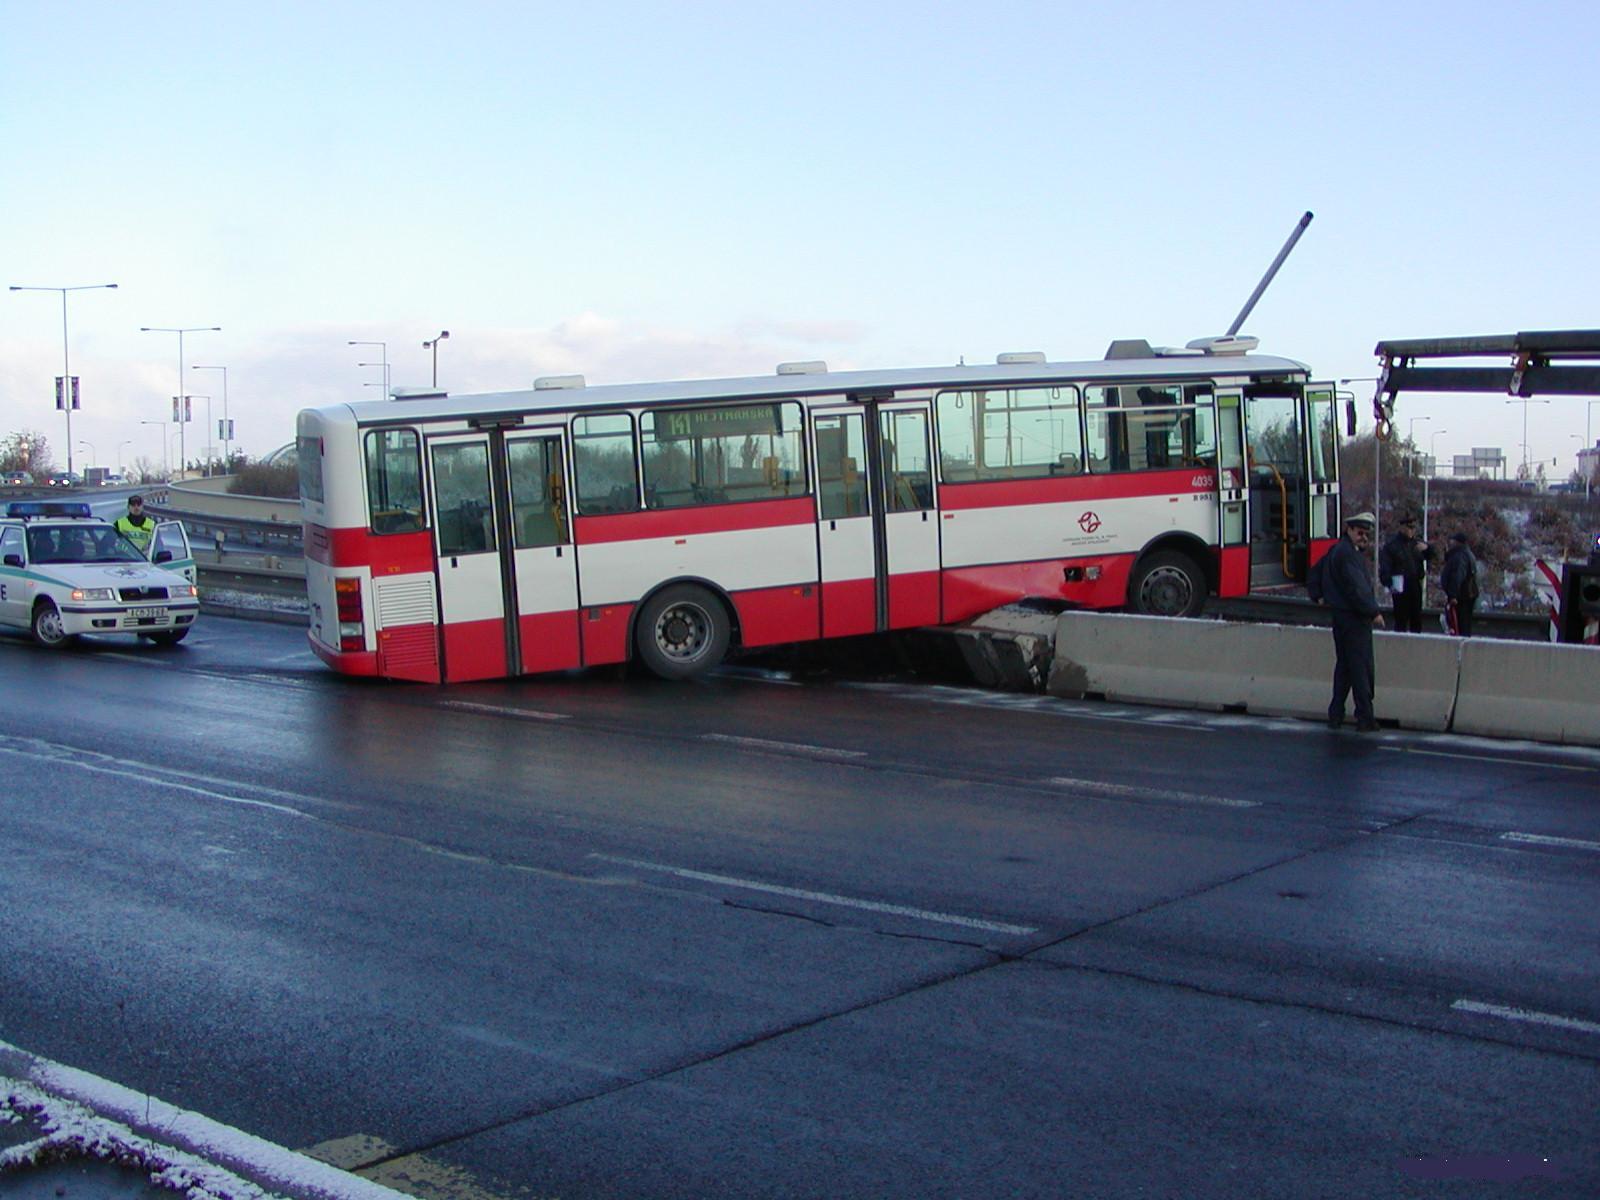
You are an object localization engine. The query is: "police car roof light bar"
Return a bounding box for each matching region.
[5,501,94,520]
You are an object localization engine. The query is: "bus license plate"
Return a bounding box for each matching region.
[130,606,168,619]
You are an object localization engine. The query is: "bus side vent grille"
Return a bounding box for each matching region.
[375,576,438,629]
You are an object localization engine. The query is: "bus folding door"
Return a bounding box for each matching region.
[428,434,510,682]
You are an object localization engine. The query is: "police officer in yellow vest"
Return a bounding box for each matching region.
[115,495,156,555]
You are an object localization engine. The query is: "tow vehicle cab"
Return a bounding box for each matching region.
[0,502,201,647]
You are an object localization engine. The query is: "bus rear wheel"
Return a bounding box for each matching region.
[635,585,730,680]
[1129,551,1205,618]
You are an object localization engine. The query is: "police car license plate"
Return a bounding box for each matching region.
[130,606,168,619]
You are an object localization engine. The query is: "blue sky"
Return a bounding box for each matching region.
[4,0,1597,476]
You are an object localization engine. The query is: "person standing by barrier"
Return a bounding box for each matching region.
[1324,511,1384,732]
[1378,512,1434,633]
[1441,531,1480,636]
[114,495,155,555]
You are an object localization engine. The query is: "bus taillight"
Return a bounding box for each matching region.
[335,577,365,651]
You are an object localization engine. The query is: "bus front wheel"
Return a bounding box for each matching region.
[635,584,730,680]
[1129,551,1205,618]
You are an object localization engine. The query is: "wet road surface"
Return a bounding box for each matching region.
[1,618,1596,1197]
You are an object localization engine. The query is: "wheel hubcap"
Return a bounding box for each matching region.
[656,603,710,661]
[1141,567,1194,616]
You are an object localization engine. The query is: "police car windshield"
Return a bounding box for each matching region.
[26,524,147,565]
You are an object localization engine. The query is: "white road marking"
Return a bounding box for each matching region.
[1451,999,1600,1036]
[1044,776,1259,809]
[701,732,866,759]
[590,853,1037,935]
[0,734,323,817]
[1381,746,1597,772]
[439,700,571,721]
[1500,831,1600,853]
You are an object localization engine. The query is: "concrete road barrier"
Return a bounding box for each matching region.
[1047,612,1462,731]
[1453,638,1600,746]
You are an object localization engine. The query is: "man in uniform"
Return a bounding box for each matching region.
[114,494,156,555]
[1324,511,1385,731]
[1378,512,1434,633]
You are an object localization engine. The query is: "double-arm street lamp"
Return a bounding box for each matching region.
[348,340,390,398]
[192,364,231,470]
[9,282,119,475]
[1505,396,1551,479]
[142,326,220,480]
[423,330,450,387]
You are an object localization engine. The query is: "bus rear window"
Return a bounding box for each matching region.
[364,429,425,533]
[297,435,324,503]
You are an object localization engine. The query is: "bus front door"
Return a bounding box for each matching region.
[1214,389,1251,594]
[810,407,876,637]
[505,433,580,674]
[428,433,509,682]
[874,401,940,627]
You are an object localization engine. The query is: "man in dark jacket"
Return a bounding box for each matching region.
[1324,511,1384,731]
[1378,513,1434,633]
[1440,531,1480,636]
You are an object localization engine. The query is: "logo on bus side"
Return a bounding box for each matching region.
[1077,511,1102,534]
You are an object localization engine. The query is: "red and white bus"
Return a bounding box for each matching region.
[297,338,1342,683]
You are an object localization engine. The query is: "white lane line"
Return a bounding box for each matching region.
[1044,776,1259,809]
[591,853,1037,935]
[1451,999,1600,1036]
[0,734,319,817]
[439,700,571,721]
[1501,831,1600,853]
[0,1038,408,1199]
[701,733,866,759]
[1380,746,1597,773]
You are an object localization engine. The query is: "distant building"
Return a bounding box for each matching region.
[1579,440,1600,485]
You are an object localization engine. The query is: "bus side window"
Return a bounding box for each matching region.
[364,429,425,533]
[815,415,868,519]
[509,438,569,548]
[573,414,640,515]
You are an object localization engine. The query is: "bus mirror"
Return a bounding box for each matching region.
[1344,400,1357,437]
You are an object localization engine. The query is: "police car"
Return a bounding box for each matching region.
[0,502,200,647]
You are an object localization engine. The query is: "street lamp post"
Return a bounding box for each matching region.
[9,283,119,476]
[183,395,213,474]
[140,420,168,480]
[117,440,132,472]
[142,327,220,481]
[423,330,450,388]
[1505,397,1551,479]
[1407,416,1431,475]
[192,364,230,470]
[77,441,96,474]
[1423,430,1448,542]
[348,340,389,398]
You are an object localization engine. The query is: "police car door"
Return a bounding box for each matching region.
[149,521,196,584]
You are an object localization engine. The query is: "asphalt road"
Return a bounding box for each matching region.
[0,617,1596,1198]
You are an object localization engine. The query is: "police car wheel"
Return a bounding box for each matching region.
[31,600,75,648]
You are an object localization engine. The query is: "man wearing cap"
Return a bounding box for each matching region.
[1323,511,1384,731]
[1378,512,1435,633]
[114,494,155,555]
